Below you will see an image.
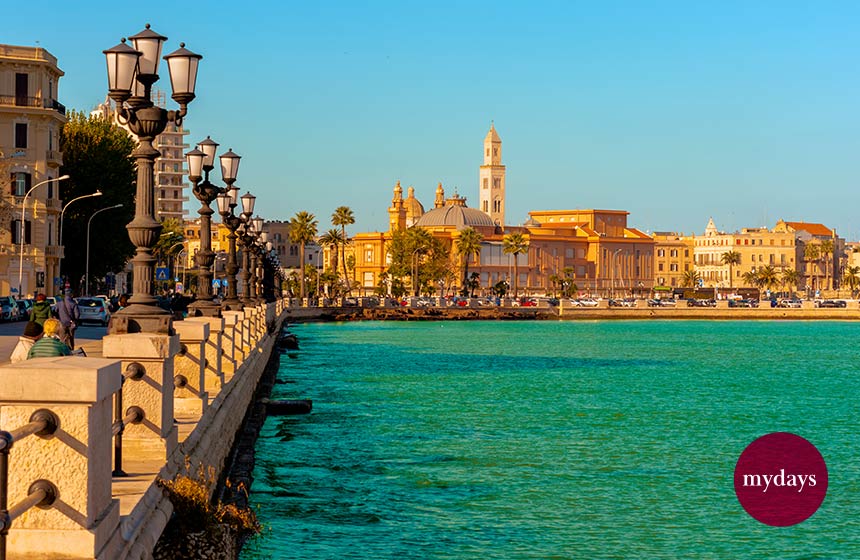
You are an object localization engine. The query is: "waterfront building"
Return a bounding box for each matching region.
[692,218,844,292]
[652,232,695,288]
[0,44,67,297]
[350,125,655,296]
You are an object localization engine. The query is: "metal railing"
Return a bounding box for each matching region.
[111,363,146,477]
[0,409,61,560]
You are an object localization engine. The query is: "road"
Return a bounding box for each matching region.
[0,320,107,362]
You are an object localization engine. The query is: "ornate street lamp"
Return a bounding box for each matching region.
[251,216,265,302]
[233,193,257,306]
[103,24,202,333]
[187,137,240,316]
[216,186,242,309]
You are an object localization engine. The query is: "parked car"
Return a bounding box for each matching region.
[729,299,759,308]
[16,299,33,321]
[687,299,715,307]
[816,299,847,308]
[570,298,600,307]
[76,297,111,326]
[777,298,803,308]
[0,296,20,322]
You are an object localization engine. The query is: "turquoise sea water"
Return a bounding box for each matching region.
[240,321,860,559]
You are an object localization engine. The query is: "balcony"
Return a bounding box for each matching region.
[46,150,63,166]
[44,198,62,211]
[45,245,63,258]
[0,95,66,116]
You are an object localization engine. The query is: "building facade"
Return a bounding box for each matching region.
[652,232,695,288]
[0,44,67,297]
[350,125,655,297]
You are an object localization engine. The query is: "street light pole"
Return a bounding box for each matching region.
[103,24,202,333]
[58,189,103,282]
[186,137,240,316]
[18,174,70,297]
[86,204,123,296]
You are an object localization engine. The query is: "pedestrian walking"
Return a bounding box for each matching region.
[11,321,43,363]
[29,293,52,326]
[57,290,80,350]
[27,318,71,358]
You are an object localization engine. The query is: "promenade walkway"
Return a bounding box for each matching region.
[0,301,285,559]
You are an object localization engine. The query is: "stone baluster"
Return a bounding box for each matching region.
[222,310,246,365]
[186,316,226,386]
[172,321,210,417]
[0,358,122,559]
[102,333,181,461]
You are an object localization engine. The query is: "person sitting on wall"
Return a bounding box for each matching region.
[11,321,43,363]
[27,318,72,359]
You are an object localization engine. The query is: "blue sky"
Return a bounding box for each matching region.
[9,1,860,238]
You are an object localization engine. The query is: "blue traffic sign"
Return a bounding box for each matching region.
[155,267,169,281]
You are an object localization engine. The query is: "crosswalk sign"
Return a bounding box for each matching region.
[155,267,169,281]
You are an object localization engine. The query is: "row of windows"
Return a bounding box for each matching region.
[696,254,791,266]
[481,178,502,189]
[656,248,689,258]
[698,238,789,247]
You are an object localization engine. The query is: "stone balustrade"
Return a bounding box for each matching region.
[0,300,288,560]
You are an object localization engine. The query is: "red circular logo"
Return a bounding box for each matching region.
[734,432,827,526]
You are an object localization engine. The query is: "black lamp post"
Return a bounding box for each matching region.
[251,216,264,303]
[236,195,257,306]
[103,24,201,334]
[216,186,242,309]
[186,137,240,316]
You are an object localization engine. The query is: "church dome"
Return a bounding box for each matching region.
[415,195,495,230]
[405,186,425,221]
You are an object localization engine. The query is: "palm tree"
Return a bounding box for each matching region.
[455,227,483,295]
[803,243,820,296]
[741,270,760,289]
[757,265,779,293]
[406,227,434,295]
[681,269,701,288]
[781,268,800,297]
[819,239,834,292]
[502,232,529,298]
[331,206,355,295]
[289,211,318,299]
[318,229,343,291]
[843,265,860,296]
[720,250,741,289]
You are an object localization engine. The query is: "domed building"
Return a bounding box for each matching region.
[347,125,655,298]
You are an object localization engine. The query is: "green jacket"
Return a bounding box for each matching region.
[27,336,71,359]
[30,301,52,326]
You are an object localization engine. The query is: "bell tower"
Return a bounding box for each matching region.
[479,123,506,225]
[388,181,406,232]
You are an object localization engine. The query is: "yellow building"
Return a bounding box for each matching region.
[652,232,695,288]
[350,125,655,297]
[0,44,67,296]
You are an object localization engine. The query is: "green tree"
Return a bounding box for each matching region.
[681,269,701,288]
[503,232,529,298]
[757,265,779,293]
[843,265,860,296]
[386,227,448,296]
[331,206,355,294]
[288,211,318,299]
[318,229,343,275]
[819,239,834,291]
[741,270,760,288]
[803,243,820,294]
[720,250,741,289]
[455,227,483,295]
[781,268,800,296]
[59,110,136,294]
